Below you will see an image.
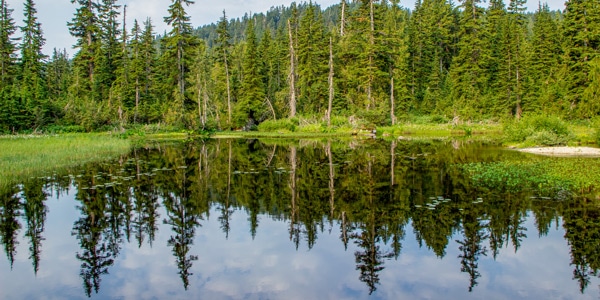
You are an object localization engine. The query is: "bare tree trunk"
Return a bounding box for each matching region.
[197,73,203,127]
[288,19,297,118]
[264,97,276,120]
[203,79,208,128]
[224,52,232,128]
[340,0,346,37]
[135,78,139,123]
[390,71,396,126]
[327,37,334,127]
[367,0,375,110]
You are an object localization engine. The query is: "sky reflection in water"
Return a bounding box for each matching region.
[0,139,599,299]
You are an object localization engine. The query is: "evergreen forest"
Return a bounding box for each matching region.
[0,0,599,133]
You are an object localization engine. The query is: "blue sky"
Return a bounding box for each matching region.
[6,0,566,57]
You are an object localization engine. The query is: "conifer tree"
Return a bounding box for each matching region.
[236,19,265,127]
[483,0,506,114]
[215,11,233,128]
[96,0,121,106]
[449,0,487,118]
[503,0,527,118]
[526,3,562,113]
[0,0,16,89]
[382,0,410,124]
[68,0,100,100]
[19,0,48,128]
[408,0,455,113]
[0,0,18,131]
[297,2,328,114]
[46,48,71,103]
[162,0,197,125]
[139,18,157,122]
[563,0,600,117]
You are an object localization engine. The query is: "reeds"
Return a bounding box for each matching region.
[0,133,131,188]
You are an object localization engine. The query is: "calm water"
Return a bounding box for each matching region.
[1,138,599,299]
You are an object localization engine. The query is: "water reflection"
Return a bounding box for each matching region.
[1,138,600,298]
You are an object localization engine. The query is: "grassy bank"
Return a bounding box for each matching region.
[0,133,131,188]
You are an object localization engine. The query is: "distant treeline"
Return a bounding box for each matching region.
[0,0,598,133]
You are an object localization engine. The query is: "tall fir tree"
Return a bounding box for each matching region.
[382,0,410,124]
[68,0,100,101]
[408,0,455,113]
[215,10,233,128]
[0,0,18,132]
[503,0,527,118]
[19,0,48,129]
[563,0,600,117]
[449,0,488,119]
[526,3,562,113]
[161,0,198,126]
[96,0,121,108]
[297,2,328,115]
[236,19,265,127]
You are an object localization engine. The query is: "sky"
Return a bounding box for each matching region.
[6,0,566,57]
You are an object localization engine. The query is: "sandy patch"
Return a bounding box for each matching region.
[517,146,600,157]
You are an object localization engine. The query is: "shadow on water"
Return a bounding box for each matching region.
[1,138,600,298]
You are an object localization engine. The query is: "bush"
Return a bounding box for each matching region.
[44,125,86,134]
[503,115,574,146]
[257,119,297,132]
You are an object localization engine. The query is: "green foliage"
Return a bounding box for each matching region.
[462,157,600,195]
[503,115,574,146]
[258,119,297,132]
[44,125,86,134]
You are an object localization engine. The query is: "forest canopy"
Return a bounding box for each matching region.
[0,0,598,133]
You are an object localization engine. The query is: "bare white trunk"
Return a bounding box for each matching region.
[288,19,297,118]
[340,0,346,37]
[327,37,334,127]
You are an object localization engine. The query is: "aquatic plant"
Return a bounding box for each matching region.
[461,157,600,196]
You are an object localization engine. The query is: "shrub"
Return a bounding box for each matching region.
[257,119,297,132]
[503,115,573,146]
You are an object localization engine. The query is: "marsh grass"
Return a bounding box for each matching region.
[0,134,131,188]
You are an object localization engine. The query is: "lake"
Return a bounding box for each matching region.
[1,138,599,299]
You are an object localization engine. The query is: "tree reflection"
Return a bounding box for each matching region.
[22,178,48,275]
[4,138,600,298]
[162,159,200,290]
[0,185,21,269]
[72,185,114,297]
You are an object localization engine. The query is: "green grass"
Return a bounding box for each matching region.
[0,133,131,188]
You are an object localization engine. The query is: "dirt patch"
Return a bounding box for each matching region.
[517,146,600,157]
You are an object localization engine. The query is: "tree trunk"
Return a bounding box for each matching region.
[340,0,346,37]
[327,37,334,127]
[288,19,297,118]
[224,51,232,128]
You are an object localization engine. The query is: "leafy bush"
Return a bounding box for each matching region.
[503,115,573,146]
[44,125,86,134]
[355,109,388,127]
[257,119,297,132]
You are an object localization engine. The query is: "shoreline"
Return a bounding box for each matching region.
[516,146,600,157]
